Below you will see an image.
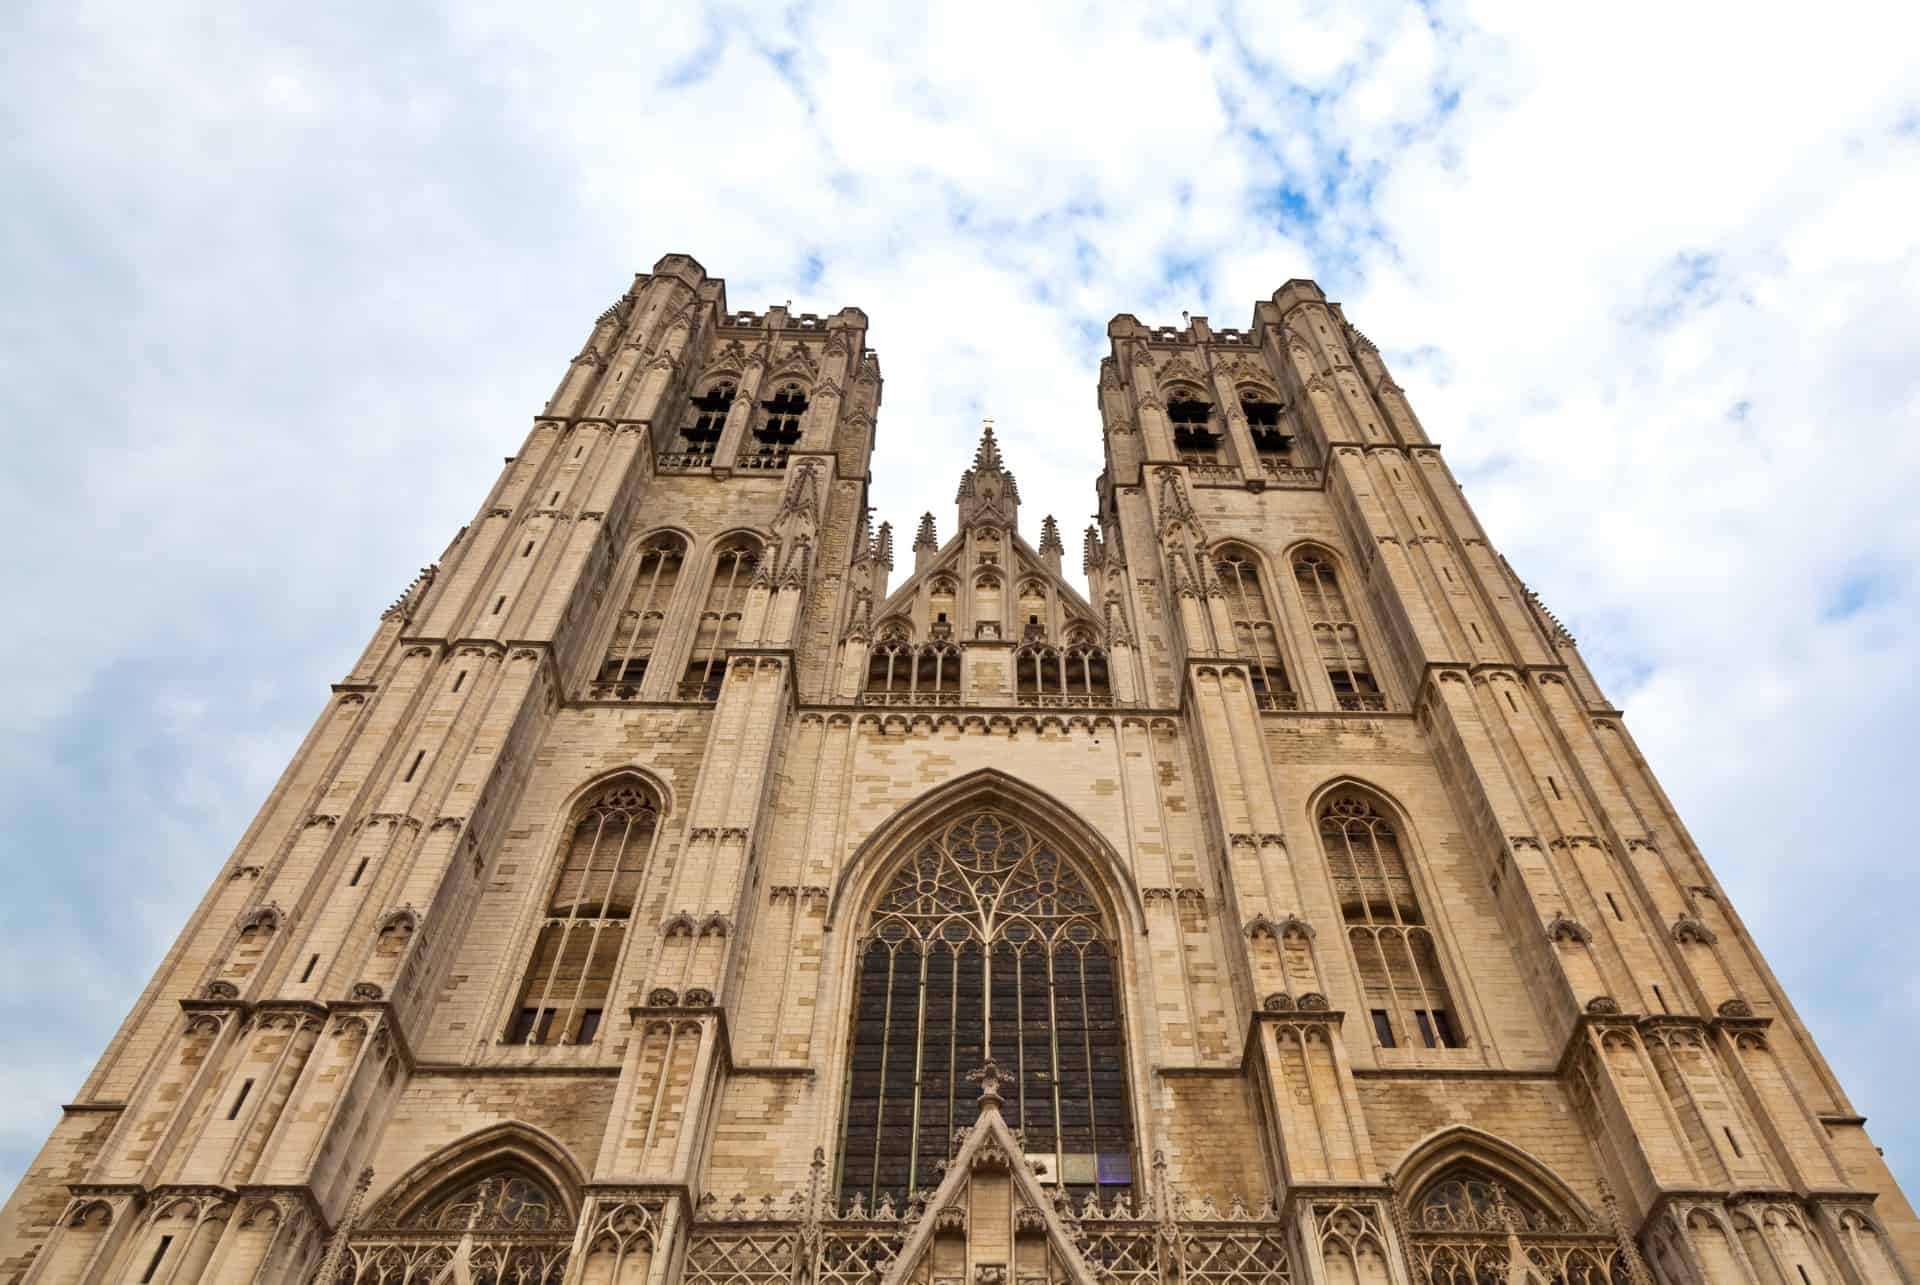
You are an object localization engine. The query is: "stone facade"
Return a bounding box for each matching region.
[1,253,1912,1284]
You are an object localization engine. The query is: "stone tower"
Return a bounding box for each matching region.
[1,255,1912,1284]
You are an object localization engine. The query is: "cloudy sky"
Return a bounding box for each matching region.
[3,0,1918,1198]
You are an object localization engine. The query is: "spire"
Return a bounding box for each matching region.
[853,506,874,563]
[914,511,938,572]
[875,521,894,570]
[956,418,1019,531]
[1083,524,1103,577]
[1038,515,1063,575]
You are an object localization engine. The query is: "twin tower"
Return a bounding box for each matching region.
[2,253,1912,1284]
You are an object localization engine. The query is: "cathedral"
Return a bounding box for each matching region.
[2,252,1914,1284]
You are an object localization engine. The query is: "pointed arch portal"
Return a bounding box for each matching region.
[838,809,1135,1208]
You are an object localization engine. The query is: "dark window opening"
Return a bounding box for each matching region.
[508,1007,556,1045]
[1724,1126,1744,1158]
[142,1237,174,1283]
[1415,1008,1460,1049]
[301,953,320,983]
[404,750,425,783]
[1371,1009,1396,1047]
[228,1078,254,1120]
[1606,893,1623,921]
[1241,394,1292,456]
[1653,984,1669,1013]
[349,858,369,887]
[749,382,808,465]
[1167,394,1222,463]
[681,380,735,458]
[452,669,467,693]
[492,595,506,615]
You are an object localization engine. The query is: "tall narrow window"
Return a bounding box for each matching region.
[1294,548,1384,710]
[600,535,686,687]
[747,381,807,466]
[1166,390,1222,464]
[1320,793,1460,1050]
[510,780,659,1046]
[1215,545,1296,710]
[840,811,1134,1207]
[677,379,734,462]
[680,537,759,700]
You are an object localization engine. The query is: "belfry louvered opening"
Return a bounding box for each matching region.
[838,811,1134,1207]
[509,780,661,1046]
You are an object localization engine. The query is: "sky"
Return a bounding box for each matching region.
[2,0,1918,1201]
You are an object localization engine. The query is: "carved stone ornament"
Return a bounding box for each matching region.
[1296,992,1329,1011]
[1717,998,1754,1018]
[204,980,240,1001]
[1263,992,1295,1012]
[1546,912,1594,946]
[647,988,679,1007]
[1585,995,1621,1016]
[351,982,384,1002]
[682,987,715,1007]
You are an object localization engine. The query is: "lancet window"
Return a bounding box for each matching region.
[1319,793,1460,1051]
[746,381,807,467]
[680,538,759,700]
[1166,389,1223,463]
[1293,548,1384,710]
[1215,545,1296,710]
[679,378,735,462]
[508,781,660,1046]
[1015,643,1111,706]
[840,812,1133,1207]
[600,536,685,687]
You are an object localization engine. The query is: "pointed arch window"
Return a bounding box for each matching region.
[343,1166,574,1283]
[1215,545,1296,710]
[1406,1163,1626,1283]
[840,811,1134,1207]
[1294,549,1384,710]
[1239,388,1292,459]
[865,637,960,706]
[1166,389,1222,464]
[680,379,736,461]
[599,536,685,688]
[746,381,807,467]
[1319,793,1460,1051]
[508,781,660,1046]
[680,538,759,700]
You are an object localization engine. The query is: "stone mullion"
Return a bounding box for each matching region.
[712,356,766,470]
[797,369,847,454]
[1206,358,1262,486]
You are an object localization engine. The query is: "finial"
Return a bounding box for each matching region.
[965,1060,1008,1113]
[914,512,937,550]
[875,522,894,568]
[1038,515,1064,556]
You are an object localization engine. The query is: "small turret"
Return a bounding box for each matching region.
[875,521,895,571]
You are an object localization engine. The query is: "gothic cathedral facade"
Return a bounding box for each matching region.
[2,254,1913,1284]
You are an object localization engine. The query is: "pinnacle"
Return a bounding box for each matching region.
[914,512,938,550]
[1038,515,1064,555]
[972,420,1006,473]
[875,521,894,568]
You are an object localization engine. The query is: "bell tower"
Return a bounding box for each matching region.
[1,260,1912,1285]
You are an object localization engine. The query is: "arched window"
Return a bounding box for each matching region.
[865,637,913,699]
[1239,388,1292,460]
[344,1165,575,1284]
[746,382,808,467]
[1294,549,1383,710]
[1018,579,1049,641]
[679,538,759,700]
[927,578,957,638]
[1319,793,1460,1051]
[1215,545,1296,710]
[840,812,1133,1207]
[866,640,961,706]
[509,781,660,1046]
[599,536,685,687]
[973,575,1002,640]
[679,379,735,461]
[1407,1163,1625,1284]
[1165,388,1221,463]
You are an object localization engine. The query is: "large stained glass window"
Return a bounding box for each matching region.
[839,812,1133,1206]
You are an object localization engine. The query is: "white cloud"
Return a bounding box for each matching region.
[2,0,1918,1206]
